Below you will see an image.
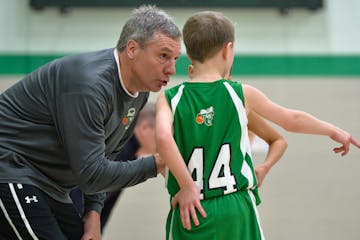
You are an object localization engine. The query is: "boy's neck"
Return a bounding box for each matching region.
[190,74,223,83]
[190,60,226,83]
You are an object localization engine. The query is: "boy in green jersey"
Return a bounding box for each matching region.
[156,11,360,240]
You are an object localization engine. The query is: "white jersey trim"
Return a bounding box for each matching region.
[248,190,266,240]
[168,209,175,240]
[170,85,185,114]
[223,82,255,189]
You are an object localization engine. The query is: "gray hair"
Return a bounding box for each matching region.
[116,5,181,52]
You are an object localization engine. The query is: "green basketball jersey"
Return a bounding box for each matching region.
[165,79,260,204]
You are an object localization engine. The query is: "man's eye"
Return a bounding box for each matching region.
[160,54,167,59]
[158,53,170,63]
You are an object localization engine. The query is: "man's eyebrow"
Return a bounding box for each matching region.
[160,47,181,57]
[160,47,173,52]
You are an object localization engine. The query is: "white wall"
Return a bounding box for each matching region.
[1,0,360,54]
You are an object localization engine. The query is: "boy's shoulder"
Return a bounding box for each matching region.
[165,82,185,95]
[165,79,244,93]
[224,79,242,87]
[222,80,246,102]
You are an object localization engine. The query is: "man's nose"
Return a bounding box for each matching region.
[164,59,176,76]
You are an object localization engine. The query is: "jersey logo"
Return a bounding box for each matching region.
[25,195,38,204]
[196,106,214,126]
[122,108,136,129]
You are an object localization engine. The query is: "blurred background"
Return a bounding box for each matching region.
[0,0,359,239]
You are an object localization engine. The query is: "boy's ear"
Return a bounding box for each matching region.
[222,42,234,60]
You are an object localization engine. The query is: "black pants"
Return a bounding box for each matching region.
[0,183,83,240]
[70,187,123,232]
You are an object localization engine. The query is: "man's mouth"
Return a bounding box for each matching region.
[161,79,168,86]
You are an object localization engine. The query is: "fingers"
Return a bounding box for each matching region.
[173,195,192,230]
[172,197,207,230]
[190,207,199,227]
[195,202,207,218]
[333,147,344,153]
[333,145,349,156]
[180,203,207,230]
[350,136,360,148]
[334,136,360,156]
[180,206,191,230]
[172,194,194,230]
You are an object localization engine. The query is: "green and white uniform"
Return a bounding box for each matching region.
[165,79,265,240]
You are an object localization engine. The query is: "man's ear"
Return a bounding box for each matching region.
[126,39,140,60]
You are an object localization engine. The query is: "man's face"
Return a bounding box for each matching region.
[132,32,181,92]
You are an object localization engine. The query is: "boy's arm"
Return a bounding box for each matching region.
[155,92,206,230]
[247,111,287,187]
[243,84,360,156]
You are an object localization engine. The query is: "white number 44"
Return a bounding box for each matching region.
[187,144,237,199]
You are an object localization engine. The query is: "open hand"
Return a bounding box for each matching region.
[171,184,207,230]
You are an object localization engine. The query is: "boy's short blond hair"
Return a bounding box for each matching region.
[183,11,234,63]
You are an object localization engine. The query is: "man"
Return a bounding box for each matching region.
[0,5,181,240]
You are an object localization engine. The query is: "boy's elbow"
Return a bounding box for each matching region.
[156,130,172,147]
[270,134,288,152]
[280,136,288,150]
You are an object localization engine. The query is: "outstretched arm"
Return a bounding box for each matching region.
[243,84,360,156]
[247,111,287,187]
[155,92,206,230]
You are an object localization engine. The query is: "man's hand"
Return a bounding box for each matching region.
[154,153,165,176]
[81,210,101,240]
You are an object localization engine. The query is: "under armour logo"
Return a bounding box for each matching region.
[25,196,38,204]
